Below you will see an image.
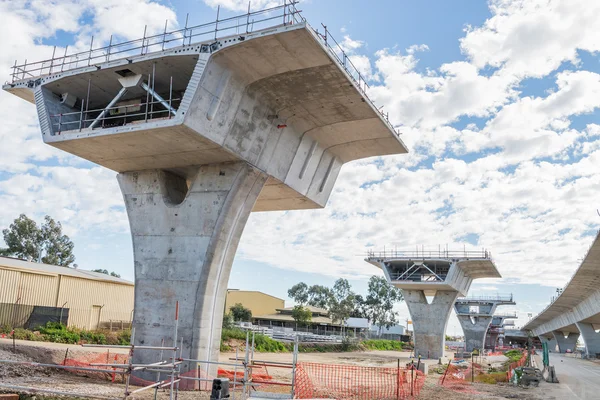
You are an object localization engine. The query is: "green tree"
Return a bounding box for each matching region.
[92,269,121,278]
[364,276,404,336]
[288,282,309,305]
[222,312,234,329]
[350,294,367,318]
[328,278,356,327]
[307,285,333,309]
[1,214,75,267]
[229,303,252,322]
[291,305,312,328]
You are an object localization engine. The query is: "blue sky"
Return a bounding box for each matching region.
[1,0,600,334]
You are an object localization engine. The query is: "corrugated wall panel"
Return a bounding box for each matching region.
[0,269,20,302]
[17,272,58,306]
[57,277,134,329]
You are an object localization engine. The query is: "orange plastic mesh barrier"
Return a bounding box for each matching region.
[438,363,480,395]
[63,351,129,382]
[506,351,528,381]
[294,362,424,400]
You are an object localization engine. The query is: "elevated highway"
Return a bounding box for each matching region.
[523,231,600,357]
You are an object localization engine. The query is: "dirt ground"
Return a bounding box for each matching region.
[0,340,550,400]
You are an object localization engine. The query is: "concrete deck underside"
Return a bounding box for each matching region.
[524,232,600,336]
[35,26,407,211]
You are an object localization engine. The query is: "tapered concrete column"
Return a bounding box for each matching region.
[575,322,600,358]
[118,162,267,379]
[539,335,558,352]
[552,331,579,353]
[486,331,500,350]
[457,315,493,352]
[404,290,459,359]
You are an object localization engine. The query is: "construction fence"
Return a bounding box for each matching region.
[295,362,424,399]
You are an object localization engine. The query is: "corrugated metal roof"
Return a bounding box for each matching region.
[0,256,133,286]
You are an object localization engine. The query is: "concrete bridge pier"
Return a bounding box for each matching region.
[540,335,558,352]
[457,315,492,352]
[552,331,579,353]
[405,290,459,359]
[575,322,600,358]
[118,163,267,379]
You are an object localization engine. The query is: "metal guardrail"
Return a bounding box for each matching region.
[367,248,492,260]
[457,294,514,302]
[8,1,399,136]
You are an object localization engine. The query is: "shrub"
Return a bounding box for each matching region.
[362,339,404,351]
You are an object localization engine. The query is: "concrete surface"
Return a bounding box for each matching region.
[456,315,492,352]
[524,231,600,338]
[454,297,516,352]
[553,330,580,354]
[3,20,410,382]
[549,353,600,399]
[576,321,600,359]
[404,290,459,359]
[118,162,266,378]
[540,335,559,352]
[366,255,500,360]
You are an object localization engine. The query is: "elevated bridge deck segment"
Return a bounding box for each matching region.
[454,294,516,352]
[366,250,500,359]
[4,3,409,380]
[523,231,600,357]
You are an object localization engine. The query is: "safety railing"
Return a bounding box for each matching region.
[9,2,303,82]
[49,97,181,134]
[456,294,513,303]
[367,248,492,260]
[9,1,400,137]
[493,312,518,319]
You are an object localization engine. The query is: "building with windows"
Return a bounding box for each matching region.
[0,256,133,330]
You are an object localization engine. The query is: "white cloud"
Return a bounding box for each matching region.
[460,0,600,79]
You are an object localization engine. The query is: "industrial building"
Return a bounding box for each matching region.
[225,290,285,317]
[0,256,133,330]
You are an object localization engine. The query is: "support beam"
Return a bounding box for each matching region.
[575,322,600,358]
[552,331,579,353]
[404,290,459,359]
[141,82,176,116]
[457,315,493,352]
[118,162,267,381]
[88,87,127,129]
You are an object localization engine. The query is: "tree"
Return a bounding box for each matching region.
[364,276,404,336]
[350,294,367,318]
[229,303,252,322]
[1,214,75,267]
[291,305,312,328]
[307,285,333,309]
[328,278,356,327]
[92,269,121,278]
[288,282,333,309]
[288,282,309,305]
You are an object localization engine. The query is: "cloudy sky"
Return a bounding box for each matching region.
[1,0,599,335]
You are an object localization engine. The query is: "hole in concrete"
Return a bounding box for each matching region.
[159,170,189,206]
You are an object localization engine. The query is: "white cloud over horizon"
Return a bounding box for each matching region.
[0,0,599,299]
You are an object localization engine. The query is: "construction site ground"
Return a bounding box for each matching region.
[0,339,558,399]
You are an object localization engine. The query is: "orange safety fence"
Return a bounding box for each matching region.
[438,362,481,394]
[506,351,528,381]
[294,362,425,400]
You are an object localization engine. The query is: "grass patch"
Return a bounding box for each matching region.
[362,339,403,351]
[504,350,524,363]
[6,322,130,345]
[474,372,508,384]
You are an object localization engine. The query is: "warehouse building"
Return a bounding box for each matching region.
[0,256,133,330]
[225,289,285,317]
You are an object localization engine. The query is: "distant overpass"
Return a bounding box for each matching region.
[523,231,600,357]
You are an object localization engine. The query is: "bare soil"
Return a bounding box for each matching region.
[0,341,551,399]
